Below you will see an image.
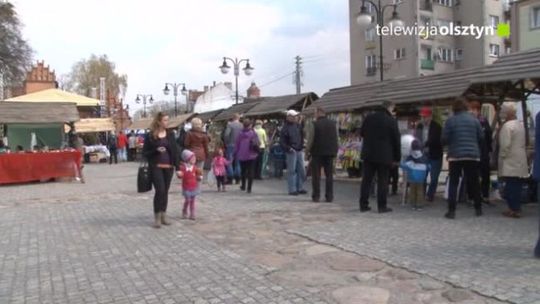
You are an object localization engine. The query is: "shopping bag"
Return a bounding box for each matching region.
[207,170,216,187]
[137,161,152,193]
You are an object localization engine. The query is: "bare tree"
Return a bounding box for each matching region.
[0,2,33,85]
[65,54,127,97]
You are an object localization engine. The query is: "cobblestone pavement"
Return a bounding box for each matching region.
[0,163,538,304]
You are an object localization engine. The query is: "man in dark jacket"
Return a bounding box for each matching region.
[416,106,443,202]
[280,110,306,195]
[468,100,493,203]
[307,107,338,203]
[359,100,401,213]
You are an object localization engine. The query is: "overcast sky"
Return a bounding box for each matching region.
[12,0,351,113]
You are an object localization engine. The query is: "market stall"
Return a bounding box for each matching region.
[0,102,82,184]
[68,118,116,163]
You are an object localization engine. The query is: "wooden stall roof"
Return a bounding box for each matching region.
[5,88,100,107]
[192,109,224,123]
[0,102,79,124]
[74,118,115,133]
[168,113,196,128]
[309,48,540,113]
[129,118,153,130]
[244,92,318,117]
[213,101,261,122]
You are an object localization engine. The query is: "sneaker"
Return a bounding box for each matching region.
[360,206,372,212]
[444,211,455,219]
[475,208,483,217]
[289,192,299,196]
[298,190,307,195]
[378,207,393,214]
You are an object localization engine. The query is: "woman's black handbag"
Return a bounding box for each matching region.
[137,161,152,193]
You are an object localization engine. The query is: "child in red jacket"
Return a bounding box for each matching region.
[177,149,202,220]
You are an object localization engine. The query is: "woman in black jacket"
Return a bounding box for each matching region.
[143,112,180,228]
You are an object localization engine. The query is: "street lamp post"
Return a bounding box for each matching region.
[135,94,154,118]
[356,0,404,81]
[163,82,187,116]
[218,57,254,104]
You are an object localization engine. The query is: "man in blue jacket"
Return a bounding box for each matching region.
[280,110,306,195]
[442,97,484,219]
[532,111,540,258]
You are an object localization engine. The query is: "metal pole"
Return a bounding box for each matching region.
[378,0,384,82]
[174,87,178,117]
[235,74,239,104]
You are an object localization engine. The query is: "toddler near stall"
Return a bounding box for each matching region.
[212,148,230,192]
[177,149,203,220]
[401,140,430,211]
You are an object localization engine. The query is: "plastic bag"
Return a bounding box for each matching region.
[207,170,216,186]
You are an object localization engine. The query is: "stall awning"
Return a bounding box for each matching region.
[213,101,261,122]
[73,118,115,133]
[168,113,196,128]
[192,109,224,123]
[244,92,318,117]
[309,48,540,113]
[0,102,80,123]
[129,118,153,130]
[5,89,100,107]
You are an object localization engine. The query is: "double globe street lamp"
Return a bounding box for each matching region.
[356,0,405,81]
[219,57,254,104]
[163,82,187,116]
[135,94,154,118]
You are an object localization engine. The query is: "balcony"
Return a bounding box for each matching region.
[365,41,377,50]
[421,59,435,70]
[366,67,377,76]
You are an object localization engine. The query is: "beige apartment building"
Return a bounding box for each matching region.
[349,0,509,85]
[510,0,540,51]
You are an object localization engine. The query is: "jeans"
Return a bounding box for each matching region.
[255,150,265,179]
[151,167,173,214]
[286,150,305,193]
[240,160,255,192]
[426,158,443,200]
[311,155,334,201]
[117,148,127,161]
[503,177,523,212]
[226,145,241,179]
[360,161,390,210]
[109,148,118,164]
[447,161,482,212]
[535,182,540,258]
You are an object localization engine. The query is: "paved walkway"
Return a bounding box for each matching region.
[0,163,538,304]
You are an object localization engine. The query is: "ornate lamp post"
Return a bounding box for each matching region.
[356,0,405,81]
[163,82,187,116]
[218,57,254,104]
[135,94,153,118]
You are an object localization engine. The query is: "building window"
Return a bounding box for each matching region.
[420,16,431,26]
[436,48,453,62]
[489,15,500,28]
[436,0,453,7]
[489,44,500,57]
[366,55,377,76]
[455,48,463,61]
[394,48,406,60]
[365,27,376,42]
[437,19,451,29]
[532,6,540,29]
